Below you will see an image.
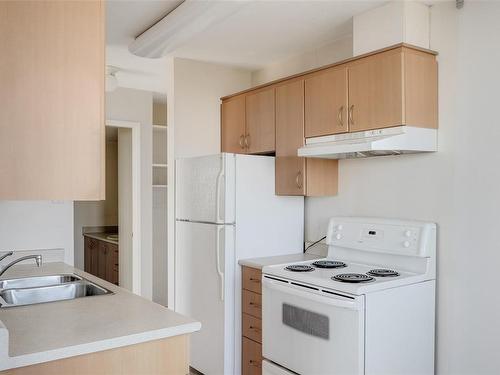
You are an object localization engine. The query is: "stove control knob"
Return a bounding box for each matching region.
[337,224,343,231]
[336,233,342,240]
[403,240,411,248]
[404,230,412,237]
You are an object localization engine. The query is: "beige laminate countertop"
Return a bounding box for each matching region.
[238,252,323,270]
[83,232,119,245]
[0,262,200,371]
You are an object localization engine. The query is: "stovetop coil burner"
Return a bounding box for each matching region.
[332,273,374,283]
[312,260,347,269]
[285,265,315,272]
[367,269,400,277]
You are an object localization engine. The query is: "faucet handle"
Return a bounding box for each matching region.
[35,255,42,267]
[0,251,14,263]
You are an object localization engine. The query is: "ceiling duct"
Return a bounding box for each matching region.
[129,0,246,58]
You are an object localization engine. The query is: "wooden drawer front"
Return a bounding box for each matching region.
[243,290,262,319]
[242,337,262,375]
[242,267,262,294]
[242,313,262,343]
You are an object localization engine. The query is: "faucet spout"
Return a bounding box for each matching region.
[0,255,43,277]
[0,251,13,263]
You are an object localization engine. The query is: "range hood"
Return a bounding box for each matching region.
[297,126,437,159]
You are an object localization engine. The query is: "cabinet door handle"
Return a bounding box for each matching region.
[239,135,245,149]
[348,104,354,126]
[295,171,303,189]
[337,105,344,127]
[244,134,250,149]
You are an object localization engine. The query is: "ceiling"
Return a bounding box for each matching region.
[106,0,385,93]
[172,1,384,69]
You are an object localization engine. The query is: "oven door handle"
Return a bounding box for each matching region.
[263,278,363,311]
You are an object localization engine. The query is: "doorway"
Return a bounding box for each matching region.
[73,120,141,295]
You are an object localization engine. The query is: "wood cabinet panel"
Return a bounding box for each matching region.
[0,1,105,200]
[305,66,349,137]
[97,242,108,281]
[242,313,262,344]
[275,78,337,196]
[404,49,438,128]
[242,290,262,319]
[1,335,189,375]
[275,79,307,195]
[221,95,246,153]
[106,243,119,285]
[242,337,262,375]
[276,157,306,196]
[276,80,305,156]
[306,159,339,196]
[84,236,119,285]
[245,88,275,154]
[242,266,262,294]
[348,49,404,132]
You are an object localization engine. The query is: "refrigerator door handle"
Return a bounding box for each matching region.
[215,157,225,224]
[215,226,225,301]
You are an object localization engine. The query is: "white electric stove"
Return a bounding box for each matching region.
[262,217,436,375]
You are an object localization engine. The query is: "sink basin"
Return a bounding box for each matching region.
[106,234,119,241]
[0,274,81,290]
[0,278,112,308]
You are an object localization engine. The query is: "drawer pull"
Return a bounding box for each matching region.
[249,302,261,308]
[249,278,260,283]
[249,325,261,332]
[249,360,261,368]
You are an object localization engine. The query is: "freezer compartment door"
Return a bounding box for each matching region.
[176,153,235,224]
[175,221,235,375]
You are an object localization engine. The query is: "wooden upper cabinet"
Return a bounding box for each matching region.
[348,47,437,132]
[0,1,105,200]
[245,88,275,154]
[275,79,338,197]
[305,66,349,137]
[348,49,403,132]
[275,80,306,195]
[221,95,246,153]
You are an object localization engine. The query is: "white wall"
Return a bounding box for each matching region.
[106,87,153,299]
[170,58,252,158]
[253,2,500,373]
[251,34,353,86]
[0,201,73,264]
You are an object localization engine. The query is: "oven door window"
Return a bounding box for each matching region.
[263,278,365,375]
[282,303,330,340]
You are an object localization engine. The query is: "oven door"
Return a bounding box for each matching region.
[262,276,365,375]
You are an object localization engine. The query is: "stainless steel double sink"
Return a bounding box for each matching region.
[0,274,113,308]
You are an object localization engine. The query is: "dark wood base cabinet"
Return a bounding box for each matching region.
[84,236,119,285]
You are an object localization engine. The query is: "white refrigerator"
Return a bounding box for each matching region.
[175,153,304,375]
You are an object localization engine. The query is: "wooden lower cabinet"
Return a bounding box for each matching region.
[84,236,119,285]
[242,337,262,375]
[242,266,263,375]
[1,335,189,375]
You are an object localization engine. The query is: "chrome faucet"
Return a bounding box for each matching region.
[0,253,42,277]
[0,251,13,263]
